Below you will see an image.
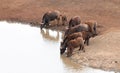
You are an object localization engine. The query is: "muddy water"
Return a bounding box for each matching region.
[0,21,114,73]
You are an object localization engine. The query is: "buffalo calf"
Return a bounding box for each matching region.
[60,37,84,57]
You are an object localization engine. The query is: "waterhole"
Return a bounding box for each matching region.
[0,21,114,73]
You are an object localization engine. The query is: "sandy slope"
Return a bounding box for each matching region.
[69,29,120,71]
[0,0,120,31]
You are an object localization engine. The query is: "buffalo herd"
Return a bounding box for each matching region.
[40,10,98,57]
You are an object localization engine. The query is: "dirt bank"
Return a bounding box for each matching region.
[0,0,120,71]
[68,29,120,72]
[0,0,120,31]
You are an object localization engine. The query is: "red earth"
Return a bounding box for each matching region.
[0,0,120,71]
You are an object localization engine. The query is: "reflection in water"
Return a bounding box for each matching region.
[0,21,115,73]
[40,29,60,42]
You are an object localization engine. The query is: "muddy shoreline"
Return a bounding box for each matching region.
[69,30,120,72]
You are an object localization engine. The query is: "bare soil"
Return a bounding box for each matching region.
[0,0,120,71]
[70,29,120,72]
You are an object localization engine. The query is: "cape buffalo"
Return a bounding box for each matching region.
[60,37,84,57]
[40,10,67,29]
[61,32,82,46]
[64,24,89,38]
[85,20,97,36]
[69,16,81,28]
[64,22,97,38]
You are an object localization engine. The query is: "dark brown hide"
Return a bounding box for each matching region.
[69,16,81,28]
[64,24,89,37]
[85,20,97,35]
[40,10,67,29]
[66,37,84,57]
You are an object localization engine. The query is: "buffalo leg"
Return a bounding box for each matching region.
[57,17,60,26]
[84,39,87,45]
[82,45,85,52]
[86,38,90,46]
[67,47,72,57]
[79,44,85,52]
[79,44,82,51]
